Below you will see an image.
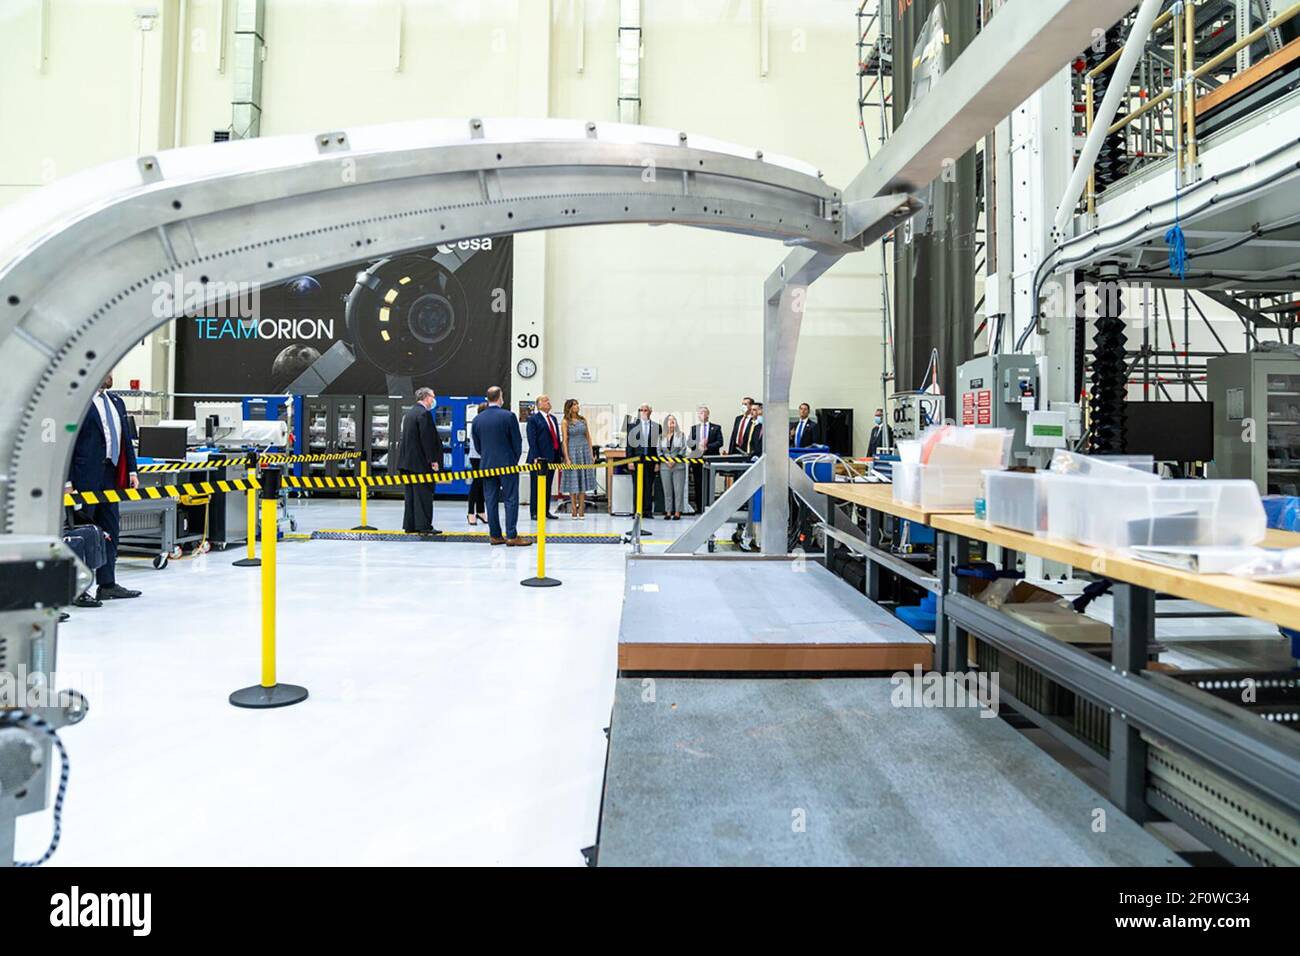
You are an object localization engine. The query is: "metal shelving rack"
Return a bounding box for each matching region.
[857,0,897,413]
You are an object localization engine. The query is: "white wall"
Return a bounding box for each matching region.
[2,0,889,451]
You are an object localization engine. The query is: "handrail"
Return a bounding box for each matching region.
[1194,1,1300,80]
[1087,3,1184,78]
[1084,1,1300,209]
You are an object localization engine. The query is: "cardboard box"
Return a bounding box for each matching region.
[1002,602,1113,645]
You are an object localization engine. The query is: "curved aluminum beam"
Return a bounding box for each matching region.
[0,117,853,535]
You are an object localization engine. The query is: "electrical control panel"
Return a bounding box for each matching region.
[890,391,945,442]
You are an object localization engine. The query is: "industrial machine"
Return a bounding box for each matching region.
[956,354,1040,462]
[1208,352,1300,494]
[0,538,90,867]
[889,390,945,443]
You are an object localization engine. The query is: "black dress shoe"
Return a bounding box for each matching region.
[74,594,102,608]
[97,584,141,600]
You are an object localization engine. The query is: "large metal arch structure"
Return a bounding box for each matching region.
[0,117,868,537]
[0,0,1141,544]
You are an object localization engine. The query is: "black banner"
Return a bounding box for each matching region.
[1,866,1286,939]
[173,237,512,412]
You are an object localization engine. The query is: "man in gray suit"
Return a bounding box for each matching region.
[625,403,661,517]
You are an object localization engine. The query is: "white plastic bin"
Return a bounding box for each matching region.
[892,463,983,511]
[984,470,1046,534]
[1042,475,1265,549]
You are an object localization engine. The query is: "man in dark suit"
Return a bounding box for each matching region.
[737,402,765,552]
[728,396,754,454]
[397,387,443,534]
[67,374,141,600]
[690,405,724,514]
[790,403,821,448]
[868,407,893,457]
[747,402,765,456]
[624,403,661,517]
[525,394,562,520]
[471,385,530,546]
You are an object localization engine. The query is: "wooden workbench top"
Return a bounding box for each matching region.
[931,513,1300,631]
[814,481,973,524]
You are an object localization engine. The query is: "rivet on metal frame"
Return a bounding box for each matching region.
[315,131,350,154]
[137,156,162,184]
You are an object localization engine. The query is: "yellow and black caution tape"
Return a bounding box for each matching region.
[64,477,259,507]
[136,451,358,473]
[66,456,698,507]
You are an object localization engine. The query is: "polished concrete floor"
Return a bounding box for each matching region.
[16,493,1213,865]
[22,497,653,866]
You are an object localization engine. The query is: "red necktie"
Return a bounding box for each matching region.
[546,415,559,449]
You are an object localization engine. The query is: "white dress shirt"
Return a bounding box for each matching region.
[95,391,123,465]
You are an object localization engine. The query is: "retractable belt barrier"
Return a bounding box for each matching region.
[65,455,699,508]
[135,451,359,473]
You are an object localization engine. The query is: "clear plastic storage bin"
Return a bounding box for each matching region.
[1042,475,1265,549]
[984,470,1046,534]
[1049,450,1158,480]
[893,462,984,511]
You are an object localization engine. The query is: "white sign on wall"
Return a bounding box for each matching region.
[575,366,599,383]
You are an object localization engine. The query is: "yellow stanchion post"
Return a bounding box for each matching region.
[230,466,308,709]
[352,459,376,531]
[521,470,561,588]
[232,456,260,567]
[634,460,647,550]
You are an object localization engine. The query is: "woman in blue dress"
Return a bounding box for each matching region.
[559,398,596,520]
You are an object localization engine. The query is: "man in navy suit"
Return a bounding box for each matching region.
[525,394,562,520]
[790,403,821,448]
[690,406,724,514]
[67,374,142,600]
[470,386,531,546]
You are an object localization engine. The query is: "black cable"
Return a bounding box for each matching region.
[0,710,70,867]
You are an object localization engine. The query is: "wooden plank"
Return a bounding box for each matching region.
[1196,37,1300,117]
[618,641,933,673]
[813,481,972,524]
[1265,528,1300,549]
[931,513,1300,630]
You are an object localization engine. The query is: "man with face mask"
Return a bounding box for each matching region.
[625,403,661,517]
[67,374,141,600]
[868,406,892,457]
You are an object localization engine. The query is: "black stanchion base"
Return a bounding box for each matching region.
[520,576,563,588]
[351,525,377,531]
[232,557,261,567]
[229,683,309,708]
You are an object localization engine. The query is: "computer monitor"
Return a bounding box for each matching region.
[138,425,189,461]
[1123,401,1214,462]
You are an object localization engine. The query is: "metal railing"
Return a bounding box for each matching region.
[1084,0,1300,211]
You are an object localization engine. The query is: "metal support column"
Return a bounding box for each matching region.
[951,535,972,672]
[936,532,953,672]
[866,508,884,601]
[1109,582,1155,821]
[760,248,843,555]
[824,497,840,567]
